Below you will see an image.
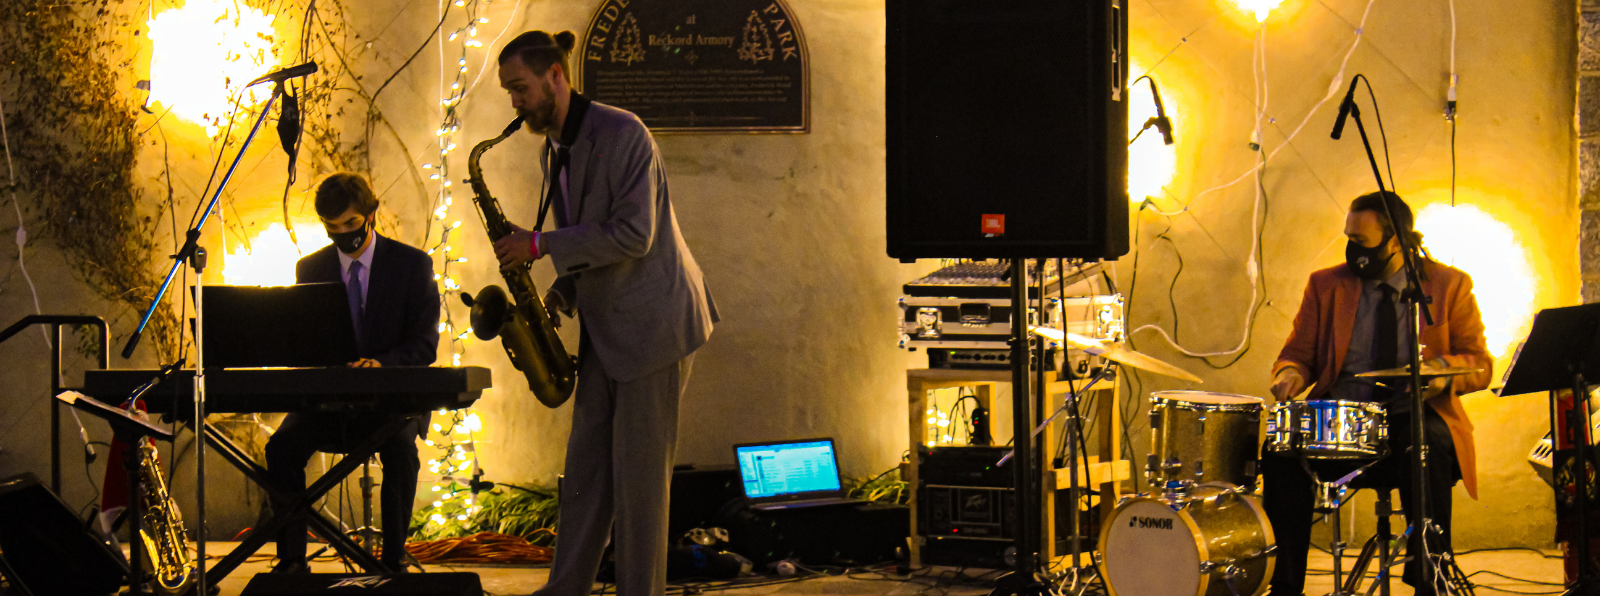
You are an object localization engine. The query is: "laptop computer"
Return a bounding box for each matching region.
[733,438,864,511]
[201,283,360,369]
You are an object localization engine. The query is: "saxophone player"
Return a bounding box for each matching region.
[491,30,718,596]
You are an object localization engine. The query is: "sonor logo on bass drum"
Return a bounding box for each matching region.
[1128,516,1174,530]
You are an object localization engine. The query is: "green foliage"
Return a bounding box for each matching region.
[844,467,910,505]
[411,485,559,546]
[0,0,180,359]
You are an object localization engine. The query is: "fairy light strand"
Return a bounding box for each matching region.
[421,0,492,533]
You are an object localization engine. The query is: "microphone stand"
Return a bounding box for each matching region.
[119,81,289,596]
[1335,80,1472,595]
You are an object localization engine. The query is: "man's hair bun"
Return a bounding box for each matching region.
[554,31,577,52]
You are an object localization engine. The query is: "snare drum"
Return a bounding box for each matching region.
[1149,391,1264,487]
[1098,483,1276,596]
[1265,400,1388,459]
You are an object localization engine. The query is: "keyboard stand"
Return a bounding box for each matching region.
[199,414,413,584]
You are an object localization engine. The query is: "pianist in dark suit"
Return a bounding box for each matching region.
[264,172,440,573]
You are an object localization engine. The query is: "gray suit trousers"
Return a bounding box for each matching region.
[533,343,693,596]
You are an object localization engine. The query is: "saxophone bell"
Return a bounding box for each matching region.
[465,285,513,341]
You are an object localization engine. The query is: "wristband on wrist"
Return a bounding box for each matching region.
[530,231,541,259]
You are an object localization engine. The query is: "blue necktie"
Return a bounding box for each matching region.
[347,260,365,346]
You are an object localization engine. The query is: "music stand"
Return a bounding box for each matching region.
[1500,303,1600,595]
[202,283,359,369]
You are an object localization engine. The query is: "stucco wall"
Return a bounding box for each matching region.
[0,0,1578,552]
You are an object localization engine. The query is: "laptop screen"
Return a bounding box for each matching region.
[735,439,842,499]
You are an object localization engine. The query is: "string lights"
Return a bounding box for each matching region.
[418,0,496,533]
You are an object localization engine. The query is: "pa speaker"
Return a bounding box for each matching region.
[886,0,1130,260]
[0,473,127,596]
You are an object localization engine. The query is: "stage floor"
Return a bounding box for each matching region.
[196,543,1565,595]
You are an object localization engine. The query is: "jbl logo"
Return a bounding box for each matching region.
[982,214,1005,236]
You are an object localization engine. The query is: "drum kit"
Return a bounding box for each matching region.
[1051,330,1479,596]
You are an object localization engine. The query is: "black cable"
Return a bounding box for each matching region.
[1450,112,1457,207]
[368,2,452,106]
[1464,570,1562,587]
[1155,226,1182,345]
[1357,75,1399,194]
[1455,546,1563,559]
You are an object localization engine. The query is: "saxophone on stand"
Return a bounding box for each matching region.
[460,117,579,408]
[135,440,196,595]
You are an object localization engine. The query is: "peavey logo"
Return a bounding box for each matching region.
[329,576,392,589]
[1128,516,1174,530]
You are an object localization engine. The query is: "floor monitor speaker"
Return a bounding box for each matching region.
[0,472,126,596]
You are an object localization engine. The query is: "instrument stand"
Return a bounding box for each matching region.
[1499,304,1600,596]
[358,460,379,556]
[990,259,1051,596]
[1028,363,1117,593]
[200,416,407,583]
[120,81,291,596]
[1338,490,1393,596]
[1317,482,1358,596]
[1337,78,1474,596]
[51,391,177,596]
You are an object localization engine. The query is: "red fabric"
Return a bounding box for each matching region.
[1273,261,1492,499]
[530,231,542,260]
[100,400,153,512]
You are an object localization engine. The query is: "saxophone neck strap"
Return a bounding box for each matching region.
[559,90,591,148]
[535,91,592,231]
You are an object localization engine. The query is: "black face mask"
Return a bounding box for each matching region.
[328,218,371,255]
[1344,233,1394,281]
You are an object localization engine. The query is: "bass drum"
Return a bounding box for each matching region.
[1098,483,1275,596]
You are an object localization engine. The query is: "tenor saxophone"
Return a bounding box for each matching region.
[136,441,194,595]
[461,117,578,408]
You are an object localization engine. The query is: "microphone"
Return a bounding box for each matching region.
[247,61,319,87]
[1148,80,1174,146]
[1330,76,1361,140]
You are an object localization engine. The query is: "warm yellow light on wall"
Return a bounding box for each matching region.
[147,0,278,136]
[222,221,332,286]
[1232,0,1283,23]
[1128,68,1177,203]
[1415,204,1536,358]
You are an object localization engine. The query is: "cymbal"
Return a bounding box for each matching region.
[1030,327,1203,384]
[1355,364,1482,379]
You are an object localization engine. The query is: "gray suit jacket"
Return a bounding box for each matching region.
[541,99,718,382]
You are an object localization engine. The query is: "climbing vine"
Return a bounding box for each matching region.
[0,0,181,360]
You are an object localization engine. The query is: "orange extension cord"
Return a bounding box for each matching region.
[405,530,556,565]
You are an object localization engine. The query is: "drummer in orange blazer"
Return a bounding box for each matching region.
[1263,191,1492,596]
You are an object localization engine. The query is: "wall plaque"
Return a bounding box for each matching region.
[578,0,809,134]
